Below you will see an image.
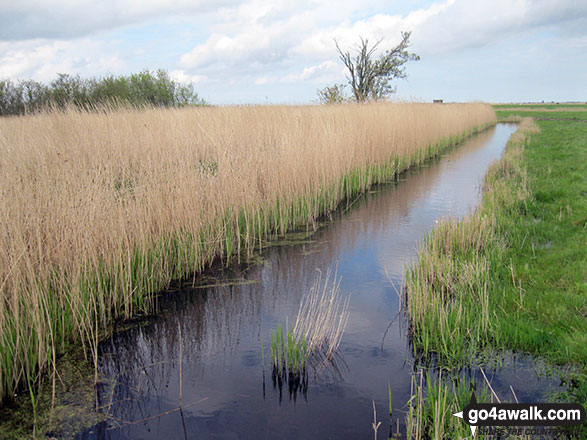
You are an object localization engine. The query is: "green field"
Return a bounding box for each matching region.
[493,103,587,109]
[497,110,587,121]
[493,103,587,121]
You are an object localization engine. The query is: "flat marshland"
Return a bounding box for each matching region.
[0,102,495,408]
[494,104,587,122]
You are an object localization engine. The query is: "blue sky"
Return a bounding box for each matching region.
[1,0,586,104]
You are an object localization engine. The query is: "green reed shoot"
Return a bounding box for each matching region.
[271,323,307,375]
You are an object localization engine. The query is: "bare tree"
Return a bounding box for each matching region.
[334,31,419,102]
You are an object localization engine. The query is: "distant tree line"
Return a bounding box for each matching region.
[0,69,206,116]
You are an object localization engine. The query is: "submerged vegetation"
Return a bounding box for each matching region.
[0,102,495,412]
[405,106,587,437]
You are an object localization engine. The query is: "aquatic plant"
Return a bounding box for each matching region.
[270,324,308,375]
[270,269,349,386]
[293,269,350,362]
[405,369,491,440]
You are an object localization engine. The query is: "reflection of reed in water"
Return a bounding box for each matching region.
[266,350,349,405]
[271,365,308,404]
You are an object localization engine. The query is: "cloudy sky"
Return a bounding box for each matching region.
[1,0,586,104]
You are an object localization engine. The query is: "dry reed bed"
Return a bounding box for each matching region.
[0,102,495,404]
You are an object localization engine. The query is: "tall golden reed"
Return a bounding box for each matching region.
[0,102,495,404]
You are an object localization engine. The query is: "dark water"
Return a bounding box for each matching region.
[80,124,560,439]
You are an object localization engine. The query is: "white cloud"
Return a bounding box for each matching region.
[291,0,587,59]
[0,0,240,40]
[300,60,338,80]
[408,0,587,54]
[0,39,124,81]
[179,12,313,74]
[169,69,208,84]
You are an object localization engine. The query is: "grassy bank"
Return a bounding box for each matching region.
[0,102,495,410]
[405,107,586,435]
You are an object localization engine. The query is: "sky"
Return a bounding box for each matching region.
[1,0,586,105]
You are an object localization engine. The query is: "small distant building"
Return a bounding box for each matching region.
[433,99,443,104]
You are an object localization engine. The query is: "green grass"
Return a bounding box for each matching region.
[270,323,308,375]
[408,115,586,366]
[496,120,586,364]
[494,103,587,121]
[405,108,587,438]
[405,369,491,440]
[492,103,587,109]
[496,109,587,120]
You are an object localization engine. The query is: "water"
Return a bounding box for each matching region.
[80,124,560,439]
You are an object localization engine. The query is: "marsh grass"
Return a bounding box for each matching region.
[269,324,309,402]
[402,366,571,439]
[0,344,104,439]
[405,111,587,440]
[405,369,493,440]
[0,102,495,405]
[270,269,349,384]
[270,323,308,375]
[405,118,539,366]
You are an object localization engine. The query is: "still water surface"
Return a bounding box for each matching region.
[80,124,558,439]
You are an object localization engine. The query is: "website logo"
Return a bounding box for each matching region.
[453,394,586,437]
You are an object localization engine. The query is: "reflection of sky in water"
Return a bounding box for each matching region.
[80,124,562,440]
